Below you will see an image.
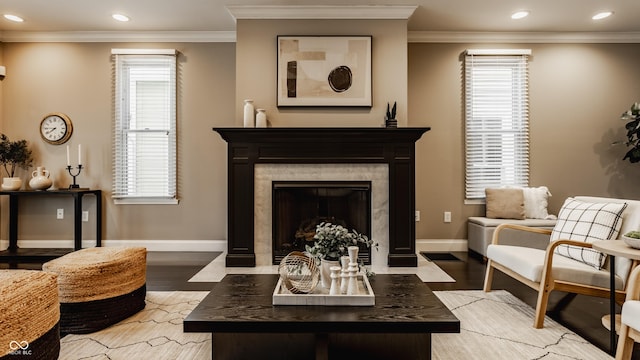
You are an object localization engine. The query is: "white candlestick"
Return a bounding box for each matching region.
[66,145,70,166]
[78,144,82,165]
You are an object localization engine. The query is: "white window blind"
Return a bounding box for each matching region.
[112,49,177,204]
[464,49,530,200]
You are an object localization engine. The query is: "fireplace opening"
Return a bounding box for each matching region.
[272,181,372,264]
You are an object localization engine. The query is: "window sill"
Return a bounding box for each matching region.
[114,198,179,205]
[464,199,486,205]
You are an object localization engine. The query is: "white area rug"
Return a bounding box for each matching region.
[188,251,455,283]
[59,290,610,360]
[433,290,611,360]
[59,292,211,360]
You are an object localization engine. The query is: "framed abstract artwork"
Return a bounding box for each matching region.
[277,36,372,107]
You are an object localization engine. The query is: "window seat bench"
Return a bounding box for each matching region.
[468,217,557,257]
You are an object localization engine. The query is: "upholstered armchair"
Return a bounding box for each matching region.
[484,196,640,329]
[616,264,640,360]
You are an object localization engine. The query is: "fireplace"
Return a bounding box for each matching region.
[272,181,372,264]
[214,127,430,267]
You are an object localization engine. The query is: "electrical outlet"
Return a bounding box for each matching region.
[82,211,89,222]
[415,210,420,222]
[444,211,452,223]
[56,208,64,219]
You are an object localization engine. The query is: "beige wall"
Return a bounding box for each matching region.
[1,37,640,246]
[0,42,235,242]
[236,19,408,127]
[410,43,640,239]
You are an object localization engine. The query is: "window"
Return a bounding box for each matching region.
[112,49,177,204]
[464,49,531,201]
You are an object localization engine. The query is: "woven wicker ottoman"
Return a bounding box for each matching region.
[0,270,60,360]
[43,246,147,335]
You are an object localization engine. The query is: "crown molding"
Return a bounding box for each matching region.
[225,5,418,21]
[408,31,640,43]
[0,31,236,43]
[2,29,639,44]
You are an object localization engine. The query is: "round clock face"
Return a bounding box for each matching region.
[40,113,73,145]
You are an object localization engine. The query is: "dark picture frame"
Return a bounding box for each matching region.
[277,35,372,107]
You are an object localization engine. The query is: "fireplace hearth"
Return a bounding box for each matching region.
[214,127,430,267]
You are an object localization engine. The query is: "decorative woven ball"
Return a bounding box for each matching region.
[278,251,320,294]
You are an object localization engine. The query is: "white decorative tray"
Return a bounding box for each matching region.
[273,274,375,306]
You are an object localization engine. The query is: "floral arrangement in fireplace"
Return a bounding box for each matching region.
[305,222,377,262]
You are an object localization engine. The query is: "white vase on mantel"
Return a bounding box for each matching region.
[243,99,255,128]
[256,109,267,128]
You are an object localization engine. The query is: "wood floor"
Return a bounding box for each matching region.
[4,250,638,357]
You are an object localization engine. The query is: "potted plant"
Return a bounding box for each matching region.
[619,102,640,163]
[0,133,33,190]
[305,222,377,287]
[623,230,640,249]
[385,101,398,128]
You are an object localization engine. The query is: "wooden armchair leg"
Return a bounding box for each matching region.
[483,260,494,292]
[615,325,634,360]
[534,285,551,329]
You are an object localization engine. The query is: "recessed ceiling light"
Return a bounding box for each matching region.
[112,14,130,22]
[3,14,24,23]
[592,11,613,20]
[511,11,529,20]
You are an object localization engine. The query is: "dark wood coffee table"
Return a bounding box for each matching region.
[183,274,459,360]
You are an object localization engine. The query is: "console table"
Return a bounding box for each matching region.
[0,189,102,265]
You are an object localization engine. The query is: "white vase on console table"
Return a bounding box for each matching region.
[29,166,53,190]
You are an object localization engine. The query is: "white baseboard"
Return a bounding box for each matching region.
[1,238,465,254]
[0,239,227,252]
[416,239,467,253]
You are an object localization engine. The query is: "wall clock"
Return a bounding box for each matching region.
[40,113,73,145]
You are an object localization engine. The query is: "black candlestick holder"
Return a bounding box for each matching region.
[66,164,83,189]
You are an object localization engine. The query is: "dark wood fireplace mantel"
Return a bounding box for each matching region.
[214,127,430,267]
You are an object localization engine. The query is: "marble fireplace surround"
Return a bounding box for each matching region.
[214,127,430,267]
[255,164,389,267]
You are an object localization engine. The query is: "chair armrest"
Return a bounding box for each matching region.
[540,239,596,285]
[545,238,592,252]
[491,223,553,246]
[626,264,640,300]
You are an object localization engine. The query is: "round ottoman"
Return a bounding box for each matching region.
[0,270,60,360]
[42,246,147,335]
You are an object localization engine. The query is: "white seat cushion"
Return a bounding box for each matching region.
[622,300,640,331]
[487,244,624,289]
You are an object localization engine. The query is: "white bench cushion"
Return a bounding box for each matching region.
[487,244,624,290]
[622,300,640,331]
[468,217,557,227]
[468,217,557,256]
